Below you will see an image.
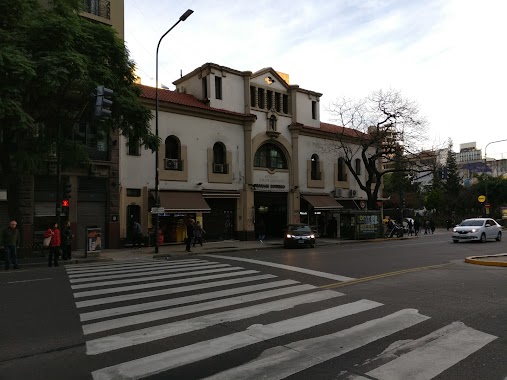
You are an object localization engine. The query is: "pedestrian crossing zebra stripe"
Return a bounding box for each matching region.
[72,267,254,293]
[65,259,164,270]
[90,300,385,380]
[86,289,345,355]
[65,259,204,273]
[67,261,220,278]
[347,322,497,380]
[75,273,278,308]
[82,284,317,335]
[69,263,231,284]
[200,309,430,380]
[207,254,356,281]
[79,279,301,322]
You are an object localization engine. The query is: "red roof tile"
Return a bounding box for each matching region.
[317,122,368,138]
[138,84,254,117]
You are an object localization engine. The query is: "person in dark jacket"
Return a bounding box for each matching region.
[193,221,205,247]
[414,218,421,236]
[61,221,73,260]
[186,219,195,252]
[1,220,21,270]
[44,222,61,267]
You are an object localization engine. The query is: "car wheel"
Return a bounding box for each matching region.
[480,233,486,243]
[496,232,502,242]
[452,240,458,243]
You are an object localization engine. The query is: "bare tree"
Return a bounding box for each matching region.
[326,89,429,210]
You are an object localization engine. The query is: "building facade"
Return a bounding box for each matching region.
[120,63,382,244]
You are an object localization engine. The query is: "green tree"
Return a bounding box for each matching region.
[443,139,462,215]
[0,0,157,222]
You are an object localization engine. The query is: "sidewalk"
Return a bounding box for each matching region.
[14,235,408,267]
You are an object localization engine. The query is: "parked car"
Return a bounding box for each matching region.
[284,224,316,248]
[452,218,502,243]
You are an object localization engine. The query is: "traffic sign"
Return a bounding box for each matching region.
[485,203,490,208]
[478,195,486,203]
[151,207,165,214]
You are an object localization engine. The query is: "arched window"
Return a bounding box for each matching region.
[254,143,287,169]
[338,157,347,181]
[213,142,225,164]
[311,154,320,180]
[355,158,361,175]
[212,142,227,173]
[164,136,180,170]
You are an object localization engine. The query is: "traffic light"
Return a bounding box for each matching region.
[61,199,69,208]
[94,85,114,118]
[63,180,72,200]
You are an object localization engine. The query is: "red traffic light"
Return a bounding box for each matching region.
[62,199,69,207]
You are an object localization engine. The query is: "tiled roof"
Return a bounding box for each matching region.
[138,84,253,117]
[318,122,368,138]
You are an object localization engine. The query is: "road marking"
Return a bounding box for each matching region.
[348,322,497,380]
[79,279,300,322]
[207,254,356,282]
[66,259,159,269]
[86,289,344,355]
[69,263,230,284]
[72,268,256,295]
[8,278,53,284]
[320,263,451,289]
[76,274,277,308]
[66,261,213,277]
[202,309,429,380]
[65,259,202,273]
[83,284,316,335]
[90,299,382,380]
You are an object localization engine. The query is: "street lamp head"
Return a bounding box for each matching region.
[180,9,194,21]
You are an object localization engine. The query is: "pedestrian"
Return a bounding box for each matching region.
[1,220,21,270]
[186,219,195,252]
[132,220,143,249]
[430,219,436,234]
[414,218,420,236]
[193,221,205,247]
[61,221,73,260]
[44,222,61,267]
[257,218,266,243]
[407,219,414,236]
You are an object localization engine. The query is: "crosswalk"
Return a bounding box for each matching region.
[65,258,497,380]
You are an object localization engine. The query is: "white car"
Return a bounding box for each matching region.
[452,218,502,243]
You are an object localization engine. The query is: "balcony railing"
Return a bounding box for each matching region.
[82,0,110,20]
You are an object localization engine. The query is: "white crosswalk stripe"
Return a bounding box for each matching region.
[65,259,497,380]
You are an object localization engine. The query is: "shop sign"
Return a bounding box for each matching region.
[356,214,380,239]
[253,171,289,192]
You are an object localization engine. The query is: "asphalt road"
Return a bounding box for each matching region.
[1,230,506,380]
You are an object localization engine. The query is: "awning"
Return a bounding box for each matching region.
[302,194,343,210]
[202,190,241,199]
[156,191,211,213]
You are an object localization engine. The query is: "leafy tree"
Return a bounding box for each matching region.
[0,0,157,222]
[443,139,462,215]
[327,89,428,209]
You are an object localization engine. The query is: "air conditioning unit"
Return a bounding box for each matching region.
[213,163,225,173]
[333,188,343,198]
[165,158,179,170]
[349,189,357,197]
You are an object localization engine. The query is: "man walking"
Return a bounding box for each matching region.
[1,220,21,270]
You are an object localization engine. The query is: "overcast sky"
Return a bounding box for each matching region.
[124,0,507,158]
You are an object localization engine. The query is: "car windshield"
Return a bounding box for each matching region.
[459,220,484,227]
[288,225,312,232]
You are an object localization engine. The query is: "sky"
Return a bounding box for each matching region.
[124,0,507,158]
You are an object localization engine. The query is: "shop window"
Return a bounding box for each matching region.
[355,158,361,175]
[212,142,228,173]
[164,135,181,170]
[311,154,320,180]
[338,157,347,181]
[254,143,287,169]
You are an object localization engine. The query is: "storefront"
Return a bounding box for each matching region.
[152,191,211,243]
[333,200,382,239]
[202,191,240,241]
[300,194,343,237]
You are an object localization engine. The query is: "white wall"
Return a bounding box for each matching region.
[295,92,320,128]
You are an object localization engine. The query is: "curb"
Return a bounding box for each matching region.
[464,254,507,267]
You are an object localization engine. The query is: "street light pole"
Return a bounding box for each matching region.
[154,9,194,253]
[484,138,507,215]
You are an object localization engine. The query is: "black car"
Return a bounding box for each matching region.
[284,224,316,248]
